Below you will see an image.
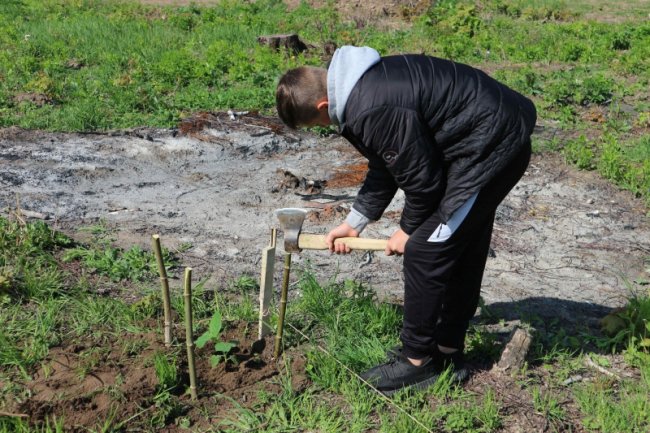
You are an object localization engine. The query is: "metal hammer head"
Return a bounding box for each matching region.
[275,208,307,253]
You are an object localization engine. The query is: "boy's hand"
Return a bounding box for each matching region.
[326,222,359,254]
[385,229,409,256]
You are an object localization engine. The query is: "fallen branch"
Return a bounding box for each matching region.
[562,374,586,386]
[584,356,621,380]
[0,411,29,418]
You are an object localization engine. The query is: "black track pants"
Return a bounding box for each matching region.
[400,146,531,359]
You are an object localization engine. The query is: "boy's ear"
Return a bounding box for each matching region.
[316,98,329,110]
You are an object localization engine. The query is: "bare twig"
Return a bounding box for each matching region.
[0,411,29,418]
[584,356,621,380]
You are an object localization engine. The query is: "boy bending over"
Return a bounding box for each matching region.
[276,46,536,396]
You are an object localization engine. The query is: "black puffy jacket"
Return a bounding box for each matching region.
[340,54,537,235]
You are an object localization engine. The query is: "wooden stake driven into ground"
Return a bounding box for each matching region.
[152,234,172,347]
[183,267,198,400]
[258,229,277,340]
[274,252,292,358]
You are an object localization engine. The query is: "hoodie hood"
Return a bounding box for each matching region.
[327,46,381,127]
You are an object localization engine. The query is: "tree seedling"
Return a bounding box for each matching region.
[196,310,236,367]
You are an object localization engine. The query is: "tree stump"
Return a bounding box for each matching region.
[493,326,533,373]
[257,34,308,54]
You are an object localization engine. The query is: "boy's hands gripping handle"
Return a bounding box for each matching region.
[276,208,388,254]
[300,234,388,251]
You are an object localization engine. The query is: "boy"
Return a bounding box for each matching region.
[276,46,536,395]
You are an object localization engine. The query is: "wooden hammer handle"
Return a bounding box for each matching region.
[298,233,388,251]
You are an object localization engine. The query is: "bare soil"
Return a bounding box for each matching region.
[11,321,308,432]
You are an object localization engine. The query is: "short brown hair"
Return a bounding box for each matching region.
[276,66,327,129]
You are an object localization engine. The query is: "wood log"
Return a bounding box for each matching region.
[494,326,533,373]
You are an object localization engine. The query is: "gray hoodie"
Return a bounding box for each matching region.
[327,46,381,233]
[327,46,381,127]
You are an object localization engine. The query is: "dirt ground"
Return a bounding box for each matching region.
[1,114,648,329]
[14,320,308,432]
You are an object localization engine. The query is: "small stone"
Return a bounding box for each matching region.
[586,198,595,204]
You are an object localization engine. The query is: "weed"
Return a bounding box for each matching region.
[574,368,650,433]
[60,220,177,282]
[0,416,65,433]
[130,293,163,321]
[428,366,462,399]
[171,278,212,323]
[62,243,163,282]
[196,310,236,367]
[476,389,502,432]
[532,385,566,427]
[150,389,184,429]
[465,324,502,362]
[562,135,595,169]
[153,352,179,392]
[213,287,258,323]
[0,217,72,300]
[228,275,258,293]
[435,393,502,433]
[598,288,650,351]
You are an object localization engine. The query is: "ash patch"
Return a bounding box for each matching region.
[0,120,648,320]
[0,171,24,187]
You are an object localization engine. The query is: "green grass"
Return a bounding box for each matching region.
[0,0,647,130]
[1,0,648,205]
[574,358,650,433]
[61,223,176,282]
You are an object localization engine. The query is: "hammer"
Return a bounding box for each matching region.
[276,208,388,253]
[272,208,387,358]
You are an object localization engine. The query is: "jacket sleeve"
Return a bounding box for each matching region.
[350,106,444,235]
[349,152,399,224]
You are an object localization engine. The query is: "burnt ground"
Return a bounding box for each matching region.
[1,114,649,326]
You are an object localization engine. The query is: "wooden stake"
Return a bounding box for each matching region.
[258,229,277,339]
[274,252,291,358]
[183,267,198,400]
[152,234,172,347]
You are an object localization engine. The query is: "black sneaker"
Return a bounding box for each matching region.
[361,346,469,396]
[431,346,469,383]
[359,352,442,396]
